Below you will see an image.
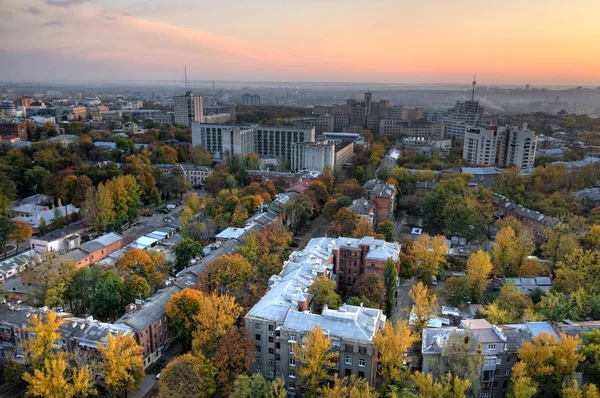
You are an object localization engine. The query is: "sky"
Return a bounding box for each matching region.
[1,0,600,85]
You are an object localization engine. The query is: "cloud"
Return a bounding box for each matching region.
[42,0,89,8]
[27,7,42,15]
[35,20,64,27]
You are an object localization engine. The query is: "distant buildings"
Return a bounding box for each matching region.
[572,187,600,208]
[152,163,213,187]
[378,120,444,139]
[242,94,261,106]
[290,140,335,173]
[463,125,538,168]
[291,115,334,134]
[174,91,203,127]
[0,120,27,140]
[64,232,124,268]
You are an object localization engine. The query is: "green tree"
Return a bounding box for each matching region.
[582,329,600,385]
[173,238,204,273]
[377,221,396,242]
[307,278,341,314]
[541,224,579,268]
[443,277,472,307]
[121,275,150,305]
[0,215,16,258]
[230,373,269,398]
[442,331,483,391]
[383,258,398,317]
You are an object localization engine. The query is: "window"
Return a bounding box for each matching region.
[505,369,510,376]
[496,357,501,365]
[256,345,261,352]
[268,324,274,331]
[480,394,491,398]
[268,336,274,343]
[358,346,367,355]
[255,322,261,330]
[344,369,352,377]
[503,380,508,389]
[289,334,296,343]
[268,348,274,354]
[289,370,296,378]
[289,357,296,366]
[256,357,261,364]
[358,371,365,379]
[268,371,274,378]
[268,359,274,366]
[289,382,296,390]
[358,358,366,367]
[487,344,496,350]
[345,356,352,365]
[255,334,261,341]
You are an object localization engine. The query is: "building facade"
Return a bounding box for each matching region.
[174,91,203,127]
[290,141,335,172]
[363,179,397,224]
[463,127,500,166]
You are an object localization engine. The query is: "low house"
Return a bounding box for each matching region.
[363,179,397,224]
[347,198,376,227]
[64,232,124,268]
[572,187,600,208]
[11,205,80,233]
[0,250,40,281]
[414,181,437,198]
[503,277,552,294]
[29,221,88,253]
[495,196,559,242]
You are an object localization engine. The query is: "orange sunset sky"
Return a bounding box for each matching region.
[1,0,599,84]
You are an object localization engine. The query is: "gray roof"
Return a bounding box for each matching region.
[415,181,437,189]
[347,198,375,215]
[363,179,396,199]
[461,167,505,176]
[59,317,133,346]
[573,187,600,202]
[282,304,385,342]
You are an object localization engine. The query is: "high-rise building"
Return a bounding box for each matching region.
[463,126,500,166]
[290,140,336,172]
[463,124,538,168]
[173,91,203,127]
[1,100,16,117]
[192,124,315,164]
[291,115,334,134]
[379,120,445,139]
[241,94,261,106]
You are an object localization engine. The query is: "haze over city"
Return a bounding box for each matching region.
[2,0,600,85]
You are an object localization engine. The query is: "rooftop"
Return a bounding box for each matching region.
[363,179,396,199]
[347,198,375,215]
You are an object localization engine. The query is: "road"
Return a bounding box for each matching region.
[391,277,416,322]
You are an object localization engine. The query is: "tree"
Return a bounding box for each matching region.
[409,233,448,284]
[213,327,254,396]
[377,220,396,242]
[465,250,493,301]
[22,311,64,366]
[298,325,337,398]
[190,146,213,166]
[355,272,385,308]
[191,292,243,355]
[517,259,551,277]
[508,362,537,398]
[321,375,379,398]
[383,258,398,317]
[116,248,168,291]
[236,231,259,264]
[411,372,471,398]
[328,207,359,237]
[96,333,145,397]
[562,381,600,398]
[158,353,216,398]
[198,254,252,296]
[307,278,341,314]
[554,248,600,296]
[491,281,533,323]
[0,215,15,258]
[92,270,123,320]
[442,331,483,390]
[82,183,114,233]
[121,275,150,305]
[582,329,600,385]
[173,238,204,273]
[374,321,418,386]
[541,224,579,268]
[166,288,204,350]
[23,356,95,398]
[11,220,32,253]
[493,226,534,277]
[442,276,471,306]
[409,282,438,336]
[230,373,269,398]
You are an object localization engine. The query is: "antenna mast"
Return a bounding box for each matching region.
[471,74,476,101]
[184,67,188,91]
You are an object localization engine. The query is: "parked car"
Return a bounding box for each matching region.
[166,204,176,210]
[159,208,170,214]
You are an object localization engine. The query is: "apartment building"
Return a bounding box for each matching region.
[174,91,203,127]
[363,179,397,224]
[347,199,376,228]
[153,163,213,187]
[245,237,391,395]
[463,127,500,166]
[290,140,335,173]
[291,115,334,134]
[422,319,600,398]
[379,120,445,139]
[333,236,400,293]
[334,141,354,166]
[192,124,315,165]
[242,94,261,106]
[497,125,538,169]
[495,196,559,242]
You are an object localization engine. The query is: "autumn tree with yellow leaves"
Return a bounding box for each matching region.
[409,233,448,284]
[23,356,95,398]
[374,320,418,386]
[298,325,337,398]
[96,333,145,397]
[465,250,493,301]
[409,282,439,337]
[158,353,216,398]
[22,311,63,366]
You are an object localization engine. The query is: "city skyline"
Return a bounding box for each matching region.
[1,0,600,85]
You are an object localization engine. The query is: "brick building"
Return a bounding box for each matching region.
[363,179,397,224]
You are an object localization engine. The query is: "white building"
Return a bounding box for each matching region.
[290,140,335,172]
[463,127,500,166]
[499,125,537,169]
[174,91,203,127]
[192,124,315,165]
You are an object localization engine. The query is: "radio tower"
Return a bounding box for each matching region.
[471,74,476,101]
